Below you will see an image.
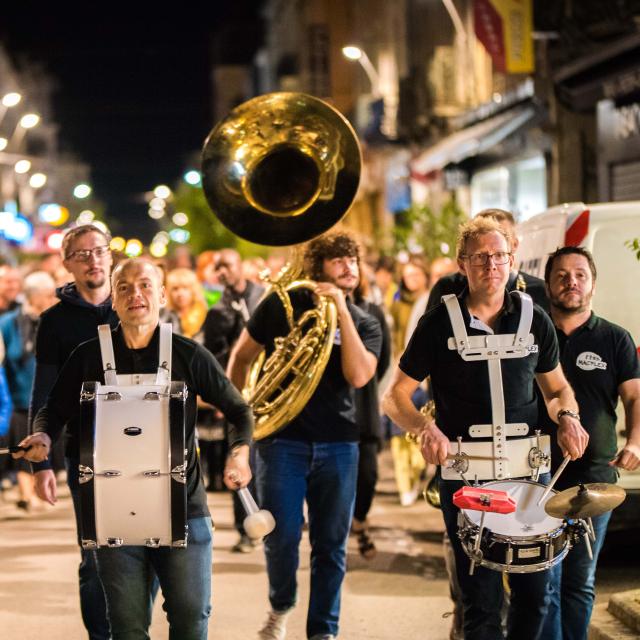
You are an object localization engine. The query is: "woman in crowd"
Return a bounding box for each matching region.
[388,257,430,506]
[165,268,208,340]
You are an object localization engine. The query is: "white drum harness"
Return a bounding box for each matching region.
[440,292,551,482]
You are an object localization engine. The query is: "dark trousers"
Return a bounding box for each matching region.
[66,459,111,640]
[440,479,551,640]
[353,441,378,522]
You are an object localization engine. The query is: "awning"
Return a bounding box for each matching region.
[553,33,640,111]
[411,103,537,177]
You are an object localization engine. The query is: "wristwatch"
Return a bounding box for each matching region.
[557,408,580,421]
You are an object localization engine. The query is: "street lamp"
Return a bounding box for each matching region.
[8,112,41,150]
[0,92,22,128]
[342,45,381,97]
[73,183,92,199]
[2,92,22,108]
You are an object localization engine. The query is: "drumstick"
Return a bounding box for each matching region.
[537,454,571,505]
[446,454,509,462]
[0,445,31,455]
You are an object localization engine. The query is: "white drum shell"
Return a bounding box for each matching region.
[93,384,173,547]
[458,479,569,573]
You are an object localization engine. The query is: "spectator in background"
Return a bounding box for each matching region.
[242,256,267,284]
[0,265,22,315]
[265,252,287,280]
[388,257,430,506]
[196,250,224,308]
[165,268,208,340]
[428,256,457,290]
[351,273,391,558]
[0,337,13,499]
[0,271,57,514]
[374,256,397,312]
[201,248,264,552]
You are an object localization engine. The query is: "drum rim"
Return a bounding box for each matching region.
[468,545,570,574]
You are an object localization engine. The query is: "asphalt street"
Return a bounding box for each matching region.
[0,453,451,640]
[0,451,636,639]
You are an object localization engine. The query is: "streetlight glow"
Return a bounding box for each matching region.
[110,237,126,252]
[342,46,363,61]
[341,44,381,96]
[77,210,95,224]
[153,185,171,199]
[149,197,166,210]
[14,159,31,174]
[150,241,168,258]
[125,239,143,257]
[19,113,40,129]
[29,173,47,188]
[2,93,22,108]
[172,212,188,226]
[184,170,201,185]
[92,220,109,234]
[148,208,165,220]
[73,183,92,199]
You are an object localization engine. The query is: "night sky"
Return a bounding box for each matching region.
[0,5,264,241]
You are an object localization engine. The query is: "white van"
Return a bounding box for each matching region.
[517,201,640,529]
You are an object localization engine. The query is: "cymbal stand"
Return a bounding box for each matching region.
[469,511,486,576]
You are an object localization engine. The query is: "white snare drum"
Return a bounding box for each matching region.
[457,479,569,573]
[79,380,187,549]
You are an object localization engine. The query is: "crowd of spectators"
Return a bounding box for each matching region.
[0,237,456,542]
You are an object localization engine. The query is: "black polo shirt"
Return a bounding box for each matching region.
[247,289,382,443]
[400,290,558,440]
[544,313,640,488]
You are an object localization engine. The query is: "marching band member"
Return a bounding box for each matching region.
[228,232,382,640]
[383,217,588,640]
[16,258,254,640]
[29,224,119,639]
[541,247,640,640]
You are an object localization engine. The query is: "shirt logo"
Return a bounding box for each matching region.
[527,345,539,353]
[576,351,607,371]
[333,328,342,345]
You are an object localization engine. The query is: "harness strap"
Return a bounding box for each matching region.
[98,325,118,386]
[97,323,173,386]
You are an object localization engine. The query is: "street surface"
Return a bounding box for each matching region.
[0,451,636,639]
[0,453,451,639]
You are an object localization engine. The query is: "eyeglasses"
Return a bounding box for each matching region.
[462,251,511,267]
[66,245,111,262]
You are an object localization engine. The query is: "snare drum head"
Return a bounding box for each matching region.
[462,480,562,537]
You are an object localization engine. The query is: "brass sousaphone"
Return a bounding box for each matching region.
[201,92,362,439]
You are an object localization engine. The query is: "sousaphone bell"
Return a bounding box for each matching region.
[201,93,362,439]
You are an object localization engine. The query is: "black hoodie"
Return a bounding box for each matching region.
[30,283,118,470]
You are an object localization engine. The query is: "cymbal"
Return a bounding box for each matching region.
[544,483,626,519]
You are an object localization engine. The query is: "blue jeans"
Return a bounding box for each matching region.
[66,458,111,640]
[96,517,213,640]
[542,511,611,640]
[440,479,551,640]
[255,438,358,639]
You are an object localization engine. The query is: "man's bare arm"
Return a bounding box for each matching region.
[614,378,640,471]
[382,367,449,465]
[227,328,263,391]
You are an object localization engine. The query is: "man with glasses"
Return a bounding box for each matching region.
[426,208,549,639]
[29,224,118,640]
[427,208,548,313]
[384,216,588,640]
